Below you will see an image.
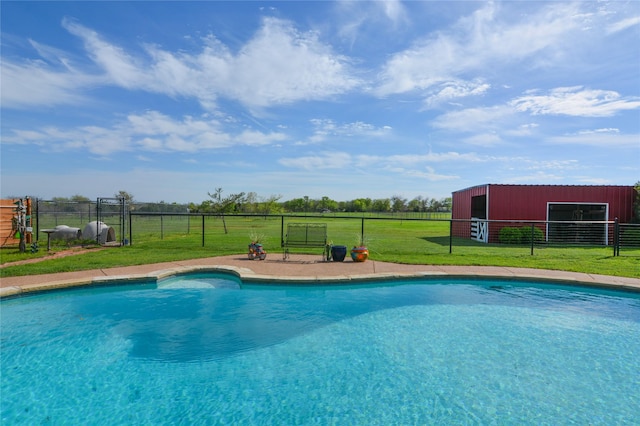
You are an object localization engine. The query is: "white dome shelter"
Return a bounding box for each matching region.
[83,221,116,244]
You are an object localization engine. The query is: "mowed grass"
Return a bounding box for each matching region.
[1,215,638,278]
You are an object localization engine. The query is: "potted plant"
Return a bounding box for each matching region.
[350,234,369,262]
[328,240,347,262]
[248,232,267,260]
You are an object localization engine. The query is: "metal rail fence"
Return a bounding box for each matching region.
[26,200,640,256]
[127,213,640,257]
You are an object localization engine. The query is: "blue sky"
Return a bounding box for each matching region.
[1,1,639,204]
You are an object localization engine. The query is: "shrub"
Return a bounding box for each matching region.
[520,226,544,244]
[499,227,522,244]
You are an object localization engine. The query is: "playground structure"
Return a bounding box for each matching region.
[1,197,33,251]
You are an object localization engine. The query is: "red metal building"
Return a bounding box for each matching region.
[451,184,636,243]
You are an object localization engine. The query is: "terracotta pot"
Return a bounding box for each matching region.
[350,246,369,262]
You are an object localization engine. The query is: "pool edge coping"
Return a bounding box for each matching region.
[2,264,639,298]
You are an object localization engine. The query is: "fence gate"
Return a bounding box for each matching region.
[96,197,126,245]
[471,218,488,243]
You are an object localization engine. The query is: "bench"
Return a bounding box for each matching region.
[282,223,328,260]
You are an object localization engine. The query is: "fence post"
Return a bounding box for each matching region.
[613,217,620,257]
[161,215,164,240]
[361,217,365,244]
[281,216,284,247]
[202,215,205,247]
[530,223,535,256]
[449,220,453,254]
[35,198,40,241]
[129,212,133,246]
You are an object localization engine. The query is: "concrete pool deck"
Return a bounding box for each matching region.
[2,253,640,297]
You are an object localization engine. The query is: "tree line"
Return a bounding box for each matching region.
[29,189,453,215]
[187,188,452,215]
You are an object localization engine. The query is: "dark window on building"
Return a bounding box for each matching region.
[548,203,607,244]
[471,195,486,219]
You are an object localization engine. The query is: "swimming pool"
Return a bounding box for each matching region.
[2,273,639,424]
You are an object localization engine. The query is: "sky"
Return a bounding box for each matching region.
[1,1,639,204]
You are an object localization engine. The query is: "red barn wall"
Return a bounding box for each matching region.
[452,184,487,220]
[487,185,635,222]
[451,184,488,238]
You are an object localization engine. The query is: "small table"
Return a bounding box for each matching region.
[41,229,56,251]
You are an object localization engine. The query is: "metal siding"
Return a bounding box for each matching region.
[451,184,488,238]
[489,186,555,220]
[487,185,635,222]
[452,184,488,220]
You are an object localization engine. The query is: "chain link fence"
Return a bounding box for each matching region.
[33,200,189,245]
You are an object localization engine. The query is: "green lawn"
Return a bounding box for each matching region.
[2,215,638,278]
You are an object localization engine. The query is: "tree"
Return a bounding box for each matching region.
[390,195,407,212]
[319,196,338,212]
[207,188,246,233]
[114,190,134,204]
[258,194,283,215]
[207,188,246,214]
[372,198,391,212]
[243,192,259,213]
[283,197,306,212]
[71,194,91,202]
[408,196,424,212]
[441,197,452,211]
[349,198,372,212]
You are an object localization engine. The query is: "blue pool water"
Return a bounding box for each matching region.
[2,274,640,425]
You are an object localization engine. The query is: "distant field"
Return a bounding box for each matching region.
[1,213,638,279]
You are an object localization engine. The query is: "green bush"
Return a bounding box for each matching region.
[520,226,544,244]
[499,227,522,244]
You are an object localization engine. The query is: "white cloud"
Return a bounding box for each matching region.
[422,80,490,109]
[278,151,352,170]
[302,119,392,145]
[236,130,287,146]
[62,18,144,89]
[0,60,93,109]
[607,15,640,34]
[279,150,475,182]
[510,87,640,117]
[547,130,639,147]
[430,105,514,132]
[578,128,619,135]
[462,133,503,147]
[505,123,539,137]
[384,165,458,181]
[3,17,360,111]
[508,171,568,183]
[375,2,584,97]
[335,0,408,47]
[3,110,287,155]
[524,159,580,171]
[279,149,492,172]
[225,18,360,109]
